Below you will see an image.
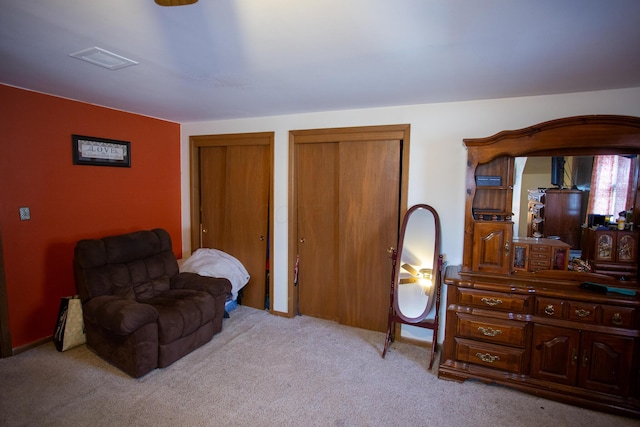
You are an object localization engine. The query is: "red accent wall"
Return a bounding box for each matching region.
[0,84,182,349]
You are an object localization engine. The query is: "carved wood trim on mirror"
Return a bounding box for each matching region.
[439,115,640,418]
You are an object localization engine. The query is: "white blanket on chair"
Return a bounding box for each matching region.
[180,248,250,300]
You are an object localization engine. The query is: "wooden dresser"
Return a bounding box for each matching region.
[438,115,640,418]
[440,266,639,416]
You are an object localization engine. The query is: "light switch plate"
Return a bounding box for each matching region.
[19,207,30,221]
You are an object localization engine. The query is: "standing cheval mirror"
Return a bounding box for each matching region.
[382,204,443,369]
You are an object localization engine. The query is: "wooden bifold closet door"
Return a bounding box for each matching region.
[191,133,273,310]
[292,125,409,333]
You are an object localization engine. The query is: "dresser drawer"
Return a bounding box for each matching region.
[536,297,636,328]
[601,305,636,328]
[458,289,531,313]
[530,245,550,255]
[455,338,527,374]
[567,301,599,323]
[456,313,528,347]
[529,259,551,270]
[530,252,550,260]
[535,297,566,318]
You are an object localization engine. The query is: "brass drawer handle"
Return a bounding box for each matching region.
[575,309,591,318]
[612,313,623,325]
[544,305,555,316]
[481,297,503,307]
[477,326,503,337]
[475,352,500,363]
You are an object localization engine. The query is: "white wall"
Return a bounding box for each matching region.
[181,87,640,324]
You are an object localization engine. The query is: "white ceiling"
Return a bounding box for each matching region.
[1,1,639,123]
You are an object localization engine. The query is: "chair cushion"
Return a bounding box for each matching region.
[83,295,159,335]
[134,274,171,301]
[75,229,179,301]
[145,289,215,344]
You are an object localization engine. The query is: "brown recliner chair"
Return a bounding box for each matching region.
[74,228,232,378]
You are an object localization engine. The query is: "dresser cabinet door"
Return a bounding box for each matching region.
[579,332,634,396]
[616,232,637,263]
[531,324,579,385]
[472,222,513,274]
[532,325,635,397]
[595,231,615,262]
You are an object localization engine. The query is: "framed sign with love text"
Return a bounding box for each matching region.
[72,134,131,167]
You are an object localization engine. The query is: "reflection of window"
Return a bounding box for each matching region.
[587,155,636,217]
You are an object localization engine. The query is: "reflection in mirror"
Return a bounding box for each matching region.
[514,155,638,236]
[397,208,437,319]
[512,155,639,280]
[382,204,443,369]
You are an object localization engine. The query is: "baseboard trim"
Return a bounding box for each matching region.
[12,335,52,356]
[270,309,291,318]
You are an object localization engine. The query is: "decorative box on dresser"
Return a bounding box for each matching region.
[438,115,640,418]
[512,237,570,272]
[582,227,640,280]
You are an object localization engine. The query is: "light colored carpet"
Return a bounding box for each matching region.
[0,305,637,426]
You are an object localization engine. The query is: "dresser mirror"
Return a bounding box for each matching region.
[510,154,639,280]
[463,115,640,284]
[382,204,443,369]
[512,155,638,236]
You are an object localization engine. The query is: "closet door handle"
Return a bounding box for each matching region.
[299,238,306,243]
[260,235,265,241]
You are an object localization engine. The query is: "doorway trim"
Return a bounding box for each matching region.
[288,124,411,317]
[189,132,275,311]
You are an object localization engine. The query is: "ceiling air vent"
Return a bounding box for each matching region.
[69,47,138,70]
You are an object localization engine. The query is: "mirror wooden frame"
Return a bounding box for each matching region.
[382,204,443,369]
[462,114,640,282]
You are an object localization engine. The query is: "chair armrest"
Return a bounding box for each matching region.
[83,295,158,335]
[171,272,232,299]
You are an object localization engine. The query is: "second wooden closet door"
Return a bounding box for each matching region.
[296,138,401,332]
